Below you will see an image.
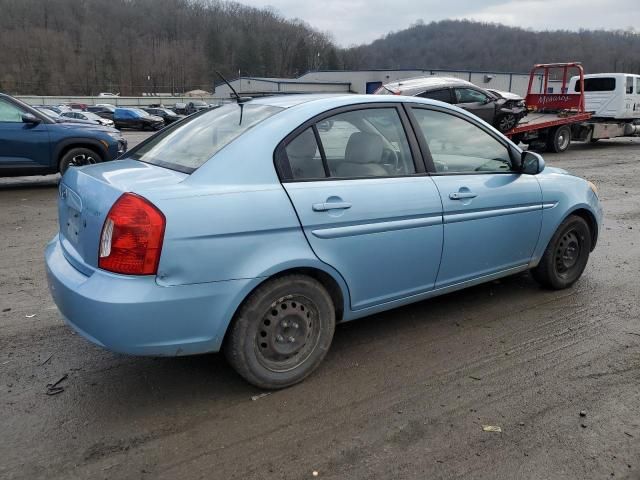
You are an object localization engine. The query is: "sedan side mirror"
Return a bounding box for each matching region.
[521,150,545,175]
[22,113,41,124]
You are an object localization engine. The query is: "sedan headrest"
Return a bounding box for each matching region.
[345,132,384,164]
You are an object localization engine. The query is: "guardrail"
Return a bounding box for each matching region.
[15,96,224,107]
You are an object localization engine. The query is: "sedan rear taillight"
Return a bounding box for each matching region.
[99,193,165,275]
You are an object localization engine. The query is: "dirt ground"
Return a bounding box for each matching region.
[1,135,639,480]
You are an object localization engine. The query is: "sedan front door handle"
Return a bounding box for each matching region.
[449,191,478,200]
[312,201,352,212]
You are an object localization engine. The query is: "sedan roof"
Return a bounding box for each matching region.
[382,76,475,94]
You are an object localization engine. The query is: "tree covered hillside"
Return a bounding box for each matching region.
[1,2,639,96]
[342,20,640,74]
[0,0,338,95]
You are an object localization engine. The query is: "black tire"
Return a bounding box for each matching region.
[531,215,591,290]
[59,147,103,175]
[224,274,335,389]
[546,125,571,153]
[496,113,518,133]
[511,134,524,146]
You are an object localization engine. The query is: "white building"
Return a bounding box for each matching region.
[213,69,559,99]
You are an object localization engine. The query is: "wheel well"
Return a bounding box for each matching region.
[570,208,598,250]
[57,143,104,171]
[221,267,347,351]
[269,267,345,322]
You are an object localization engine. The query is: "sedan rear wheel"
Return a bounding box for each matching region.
[224,274,335,389]
[531,215,591,289]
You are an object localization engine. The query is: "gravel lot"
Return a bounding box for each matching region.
[1,134,639,480]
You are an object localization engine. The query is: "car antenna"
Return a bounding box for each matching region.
[215,70,251,103]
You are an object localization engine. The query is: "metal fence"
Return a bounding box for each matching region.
[16,96,223,107]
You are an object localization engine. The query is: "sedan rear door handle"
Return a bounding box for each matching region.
[449,191,478,200]
[312,201,352,212]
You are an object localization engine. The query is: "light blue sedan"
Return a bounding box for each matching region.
[45,94,603,388]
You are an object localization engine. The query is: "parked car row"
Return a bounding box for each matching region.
[0,93,126,177]
[30,103,188,131]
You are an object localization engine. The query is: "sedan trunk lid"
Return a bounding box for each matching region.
[58,159,187,273]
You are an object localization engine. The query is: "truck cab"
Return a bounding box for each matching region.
[569,73,640,120]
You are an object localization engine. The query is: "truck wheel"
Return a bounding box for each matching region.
[224,274,335,389]
[546,125,571,153]
[511,134,524,145]
[59,147,103,175]
[531,215,591,290]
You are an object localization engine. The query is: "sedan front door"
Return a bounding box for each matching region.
[454,87,496,123]
[409,105,543,288]
[277,105,444,311]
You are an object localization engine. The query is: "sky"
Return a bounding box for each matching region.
[243,0,640,46]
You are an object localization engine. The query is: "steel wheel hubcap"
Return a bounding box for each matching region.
[557,131,570,150]
[555,230,581,274]
[255,296,320,372]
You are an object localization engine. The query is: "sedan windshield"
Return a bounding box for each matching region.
[129,103,283,173]
[36,108,60,119]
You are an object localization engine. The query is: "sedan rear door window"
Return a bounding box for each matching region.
[284,128,327,180]
[418,89,453,103]
[317,108,415,178]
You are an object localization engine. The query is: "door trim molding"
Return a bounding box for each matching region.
[444,203,542,224]
[311,214,442,239]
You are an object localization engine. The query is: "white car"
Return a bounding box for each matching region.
[61,110,115,128]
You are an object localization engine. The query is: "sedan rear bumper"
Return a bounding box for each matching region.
[45,235,251,356]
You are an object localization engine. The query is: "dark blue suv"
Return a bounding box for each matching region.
[0,93,127,177]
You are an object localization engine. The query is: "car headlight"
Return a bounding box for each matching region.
[587,181,599,198]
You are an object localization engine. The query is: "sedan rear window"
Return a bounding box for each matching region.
[129,103,283,173]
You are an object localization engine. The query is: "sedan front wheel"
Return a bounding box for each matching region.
[496,113,518,133]
[531,215,591,289]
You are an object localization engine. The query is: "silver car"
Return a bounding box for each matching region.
[375,76,526,133]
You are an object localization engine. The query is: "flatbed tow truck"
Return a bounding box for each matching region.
[506,62,640,153]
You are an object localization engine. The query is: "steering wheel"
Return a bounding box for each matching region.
[381,148,400,172]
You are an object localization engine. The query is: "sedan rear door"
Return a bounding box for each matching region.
[277,104,443,311]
